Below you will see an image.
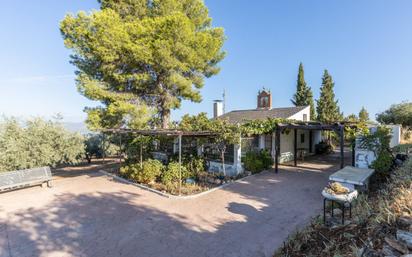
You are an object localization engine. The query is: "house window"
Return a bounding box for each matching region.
[300,133,305,143]
[303,114,308,121]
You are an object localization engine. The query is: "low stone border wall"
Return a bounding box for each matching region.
[99,170,238,199]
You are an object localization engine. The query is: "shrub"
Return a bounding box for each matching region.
[186,157,206,178]
[120,159,163,184]
[161,161,189,185]
[371,150,393,176]
[243,149,273,174]
[84,133,119,162]
[314,140,334,154]
[0,117,85,172]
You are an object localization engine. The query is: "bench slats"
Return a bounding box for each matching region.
[0,167,52,191]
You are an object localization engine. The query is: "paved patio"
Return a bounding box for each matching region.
[0,153,347,257]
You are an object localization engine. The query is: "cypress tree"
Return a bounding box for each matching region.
[359,107,370,122]
[316,70,342,123]
[291,63,316,120]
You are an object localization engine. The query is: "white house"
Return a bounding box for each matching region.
[210,89,323,175]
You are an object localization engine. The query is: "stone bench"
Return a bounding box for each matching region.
[0,167,52,192]
[329,166,375,192]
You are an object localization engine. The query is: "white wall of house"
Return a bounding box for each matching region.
[288,106,311,121]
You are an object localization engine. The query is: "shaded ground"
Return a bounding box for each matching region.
[0,152,349,257]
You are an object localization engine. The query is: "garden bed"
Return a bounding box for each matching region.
[274,157,412,256]
[102,158,251,197]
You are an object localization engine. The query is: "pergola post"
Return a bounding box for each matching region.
[178,134,182,196]
[275,128,280,173]
[339,126,345,169]
[102,132,106,162]
[139,136,143,169]
[294,128,298,167]
[309,130,313,153]
[351,139,355,167]
[119,132,122,169]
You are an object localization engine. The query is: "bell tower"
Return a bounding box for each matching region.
[257,88,272,109]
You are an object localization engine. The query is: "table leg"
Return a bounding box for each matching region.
[323,198,326,224]
[331,201,334,217]
[341,202,345,224]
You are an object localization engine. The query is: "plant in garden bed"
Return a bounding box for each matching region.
[359,126,395,177]
[120,159,163,184]
[243,149,273,174]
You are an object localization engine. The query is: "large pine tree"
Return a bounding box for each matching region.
[60,0,225,129]
[291,63,316,120]
[316,70,342,123]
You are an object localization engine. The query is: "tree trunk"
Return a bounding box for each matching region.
[221,147,226,176]
[160,109,170,129]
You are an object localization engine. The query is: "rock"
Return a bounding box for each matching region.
[385,237,408,254]
[382,243,402,256]
[397,230,412,250]
[409,225,412,232]
[333,208,343,216]
[400,254,412,257]
[399,216,412,227]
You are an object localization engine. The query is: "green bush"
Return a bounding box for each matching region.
[186,157,206,178]
[371,150,393,176]
[243,149,273,174]
[314,140,334,154]
[0,117,85,172]
[120,159,164,184]
[161,161,189,185]
[84,133,119,162]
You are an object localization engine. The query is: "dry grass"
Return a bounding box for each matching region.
[274,158,412,257]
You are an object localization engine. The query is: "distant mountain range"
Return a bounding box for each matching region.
[62,122,91,134]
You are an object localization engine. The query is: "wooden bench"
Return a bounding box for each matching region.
[329,166,375,192]
[0,167,52,192]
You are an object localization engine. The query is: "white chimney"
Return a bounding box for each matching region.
[213,100,223,118]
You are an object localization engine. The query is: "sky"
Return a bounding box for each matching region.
[1,1,411,123]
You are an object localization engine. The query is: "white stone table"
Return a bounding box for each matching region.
[329,166,375,191]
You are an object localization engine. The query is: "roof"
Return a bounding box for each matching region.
[101,129,217,137]
[217,106,308,124]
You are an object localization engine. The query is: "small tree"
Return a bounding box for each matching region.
[179,113,240,176]
[316,70,342,123]
[359,107,370,122]
[291,63,316,119]
[377,102,412,127]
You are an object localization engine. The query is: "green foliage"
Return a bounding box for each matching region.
[241,118,286,136]
[359,106,370,122]
[243,149,273,174]
[359,126,394,175]
[0,117,85,172]
[120,159,164,184]
[314,140,334,154]
[392,143,412,153]
[376,101,412,127]
[186,156,206,178]
[84,133,119,162]
[344,113,358,122]
[61,0,226,129]
[161,161,189,185]
[316,70,342,123]
[291,63,316,119]
[371,150,393,175]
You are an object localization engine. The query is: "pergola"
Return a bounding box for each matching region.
[101,128,218,195]
[273,122,357,173]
